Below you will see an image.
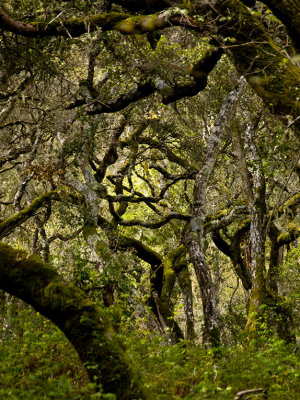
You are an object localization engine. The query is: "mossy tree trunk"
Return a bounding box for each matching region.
[268,223,283,295]
[186,79,245,346]
[0,243,146,399]
[173,246,196,340]
[235,123,296,342]
[118,235,185,342]
[158,245,195,343]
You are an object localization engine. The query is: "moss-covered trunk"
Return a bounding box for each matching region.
[0,243,146,399]
[187,80,245,346]
[173,247,196,340]
[241,124,295,342]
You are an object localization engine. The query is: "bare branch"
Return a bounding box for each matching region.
[233,388,265,400]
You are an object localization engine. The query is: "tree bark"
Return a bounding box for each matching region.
[237,124,296,342]
[186,79,246,346]
[0,243,146,399]
[172,246,196,340]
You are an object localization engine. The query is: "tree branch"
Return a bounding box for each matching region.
[0,8,203,38]
[0,191,57,239]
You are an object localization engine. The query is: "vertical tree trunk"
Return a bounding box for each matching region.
[235,123,295,342]
[238,122,268,330]
[186,79,245,346]
[161,245,195,341]
[110,231,184,342]
[268,222,282,294]
[176,265,196,340]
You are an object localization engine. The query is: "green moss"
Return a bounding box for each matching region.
[0,191,56,239]
[278,193,300,215]
[277,223,299,245]
[161,267,176,302]
[0,242,147,398]
[277,232,290,243]
[82,224,97,241]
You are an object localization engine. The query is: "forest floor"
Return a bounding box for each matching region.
[0,305,299,400]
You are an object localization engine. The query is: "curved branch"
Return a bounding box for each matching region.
[68,47,222,115]
[205,206,248,233]
[94,118,127,182]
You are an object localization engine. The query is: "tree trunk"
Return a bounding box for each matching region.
[239,124,295,342]
[188,239,220,346]
[176,264,196,340]
[99,223,185,342]
[186,79,246,346]
[0,242,146,399]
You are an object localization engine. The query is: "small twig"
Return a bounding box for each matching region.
[59,20,72,38]
[229,277,239,310]
[233,388,265,399]
[46,11,64,27]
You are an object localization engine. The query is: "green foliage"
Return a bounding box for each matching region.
[0,0,299,398]
[124,331,299,399]
[0,301,94,399]
[0,297,299,399]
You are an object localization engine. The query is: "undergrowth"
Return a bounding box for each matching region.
[0,302,299,399]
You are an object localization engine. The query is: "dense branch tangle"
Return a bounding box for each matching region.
[1,2,300,118]
[0,0,299,397]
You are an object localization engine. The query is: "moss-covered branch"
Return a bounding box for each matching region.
[0,242,146,399]
[0,7,203,38]
[214,0,300,118]
[204,206,247,234]
[276,193,300,217]
[276,223,300,246]
[0,191,57,239]
[68,47,222,115]
[112,0,173,12]
[117,212,190,228]
[160,47,223,104]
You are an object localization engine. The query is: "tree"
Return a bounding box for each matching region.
[0,0,299,397]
